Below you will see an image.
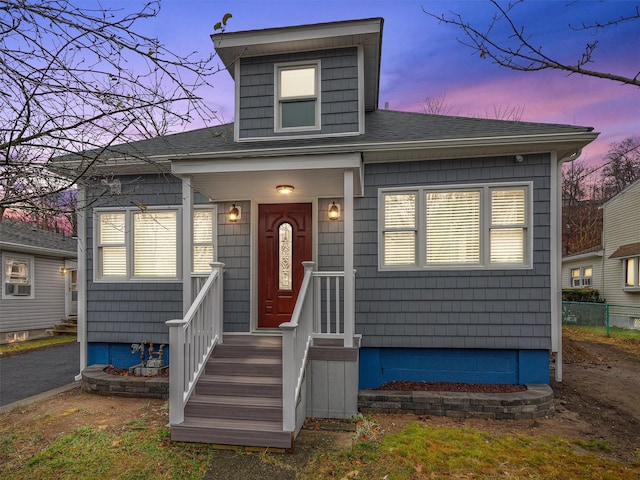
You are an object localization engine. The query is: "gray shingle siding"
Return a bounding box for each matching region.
[86,174,187,344]
[318,198,344,271]
[355,154,552,350]
[216,201,251,332]
[238,48,359,139]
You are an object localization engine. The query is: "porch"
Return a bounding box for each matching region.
[166,262,359,449]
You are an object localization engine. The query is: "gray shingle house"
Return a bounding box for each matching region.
[0,221,77,343]
[71,18,598,447]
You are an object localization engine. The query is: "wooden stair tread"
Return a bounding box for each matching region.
[179,416,284,432]
[209,356,282,365]
[188,394,282,407]
[200,374,282,385]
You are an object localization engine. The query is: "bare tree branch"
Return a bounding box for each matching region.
[0,0,231,228]
[424,0,640,87]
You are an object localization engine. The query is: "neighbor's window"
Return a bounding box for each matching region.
[96,208,179,281]
[570,266,593,287]
[2,253,34,298]
[193,208,216,273]
[275,62,320,131]
[379,183,531,270]
[624,257,639,289]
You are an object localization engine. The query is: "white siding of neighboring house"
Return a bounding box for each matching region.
[1,253,67,337]
[562,253,604,292]
[602,180,640,309]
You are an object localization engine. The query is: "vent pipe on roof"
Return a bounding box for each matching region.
[384,101,389,110]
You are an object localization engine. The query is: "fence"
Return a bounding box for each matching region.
[562,301,640,334]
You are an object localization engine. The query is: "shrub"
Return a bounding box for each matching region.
[562,288,604,303]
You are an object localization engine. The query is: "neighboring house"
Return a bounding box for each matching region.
[0,221,77,343]
[65,19,598,448]
[600,178,640,327]
[562,246,604,292]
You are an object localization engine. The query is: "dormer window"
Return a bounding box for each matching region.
[275,61,320,132]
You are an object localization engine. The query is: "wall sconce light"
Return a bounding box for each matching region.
[60,267,68,275]
[228,204,241,222]
[276,185,294,194]
[514,155,524,163]
[328,202,340,220]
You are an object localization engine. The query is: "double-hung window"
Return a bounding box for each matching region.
[570,266,593,287]
[275,61,320,132]
[96,208,179,281]
[193,208,216,273]
[95,207,217,281]
[379,183,531,270]
[2,253,34,298]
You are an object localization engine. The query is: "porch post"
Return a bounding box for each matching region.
[74,186,87,381]
[182,178,193,315]
[343,169,354,347]
[210,262,225,344]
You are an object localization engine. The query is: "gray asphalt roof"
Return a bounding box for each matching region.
[89,109,595,161]
[0,221,77,256]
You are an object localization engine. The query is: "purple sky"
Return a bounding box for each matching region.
[116,0,640,168]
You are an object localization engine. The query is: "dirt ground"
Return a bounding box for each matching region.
[2,330,640,478]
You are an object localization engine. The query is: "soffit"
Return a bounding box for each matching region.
[173,153,363,201]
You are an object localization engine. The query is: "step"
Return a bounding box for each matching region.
[185,394,282,422]
[171,417,292,449]
[222,335,282,347]
[212,343,282,359]
[205,356,282,377]
[46,328,76,336]
[195,374,282,397]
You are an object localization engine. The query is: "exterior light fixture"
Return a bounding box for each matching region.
[228,204,241,222]
[328,202,340,220]
[60,267,68,275]
[276,185,294,194]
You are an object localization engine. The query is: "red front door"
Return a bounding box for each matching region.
[258,203,312,328]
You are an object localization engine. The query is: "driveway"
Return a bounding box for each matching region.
[0,342,80,406]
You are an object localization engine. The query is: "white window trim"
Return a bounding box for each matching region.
[378,182,533,271]
[93,206,183,283]
[2,252,35,299]
[274,60,321,133]
[623,256,640,292]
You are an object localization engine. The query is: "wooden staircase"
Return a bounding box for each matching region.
[46,316,77,336]
[170,335,292,449]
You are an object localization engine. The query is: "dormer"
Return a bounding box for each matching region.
[211,18,383,142]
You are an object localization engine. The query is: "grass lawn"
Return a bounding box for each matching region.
[0,335,76,357]
[566,325,640,342]
[304,422,640,479]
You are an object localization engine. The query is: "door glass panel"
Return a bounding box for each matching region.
[279,223,293,290]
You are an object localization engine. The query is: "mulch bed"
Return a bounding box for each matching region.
[372,381,527,393]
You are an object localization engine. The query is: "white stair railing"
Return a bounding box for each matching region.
[280,264,356,432]
[166,262,224,425]
[280,261,315,432]
[312,269,356,342]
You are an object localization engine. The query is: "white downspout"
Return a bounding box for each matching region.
[74,186,87,381]
[182,178,193,314]
[552,148,582,383]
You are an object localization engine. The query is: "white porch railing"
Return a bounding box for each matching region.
[166,262,224,425]
[280,262,355,432]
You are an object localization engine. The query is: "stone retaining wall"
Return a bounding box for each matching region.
[358,384,554,420]
[81,364,169,399]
